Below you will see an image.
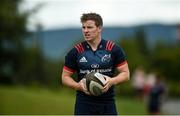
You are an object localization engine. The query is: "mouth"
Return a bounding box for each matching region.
[84,34,90,38]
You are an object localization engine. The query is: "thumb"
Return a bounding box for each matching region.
[81,78,87,91]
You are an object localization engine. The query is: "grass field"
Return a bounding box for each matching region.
[0,86,146,115]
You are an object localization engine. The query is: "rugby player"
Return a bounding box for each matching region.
[61,12,130,115]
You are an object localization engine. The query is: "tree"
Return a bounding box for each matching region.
[120,37,149,72]
[152,42,180,81]
[134,27,149,57]
[0,0,30,84]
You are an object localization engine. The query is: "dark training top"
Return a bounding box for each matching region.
[63,39,127,104]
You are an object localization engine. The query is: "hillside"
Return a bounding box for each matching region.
[26,23,177,60]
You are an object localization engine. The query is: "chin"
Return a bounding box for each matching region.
[85,38,92,41]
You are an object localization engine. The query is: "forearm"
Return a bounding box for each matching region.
[62,75,81,91]
[111,62,130,85]
[112,71,130,85]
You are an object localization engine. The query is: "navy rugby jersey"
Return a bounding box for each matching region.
[63,39,127,103]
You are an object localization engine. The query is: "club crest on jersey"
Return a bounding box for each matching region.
[101,54,111,62]
[79,57,87,62]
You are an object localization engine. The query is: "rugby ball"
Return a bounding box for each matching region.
[85,72,106,96]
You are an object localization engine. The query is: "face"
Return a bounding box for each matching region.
[82,20,102,42]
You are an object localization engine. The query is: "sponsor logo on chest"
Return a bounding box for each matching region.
[79,56,87,62]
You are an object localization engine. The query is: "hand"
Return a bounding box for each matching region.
[102,75,114,93]
[79,78,91,95]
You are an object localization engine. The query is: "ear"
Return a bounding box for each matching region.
[98,26,102,32]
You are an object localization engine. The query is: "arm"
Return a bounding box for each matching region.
[62,69,90,94]
[62,69,81,90]
[103,62,130,92]
[112,62,130,84]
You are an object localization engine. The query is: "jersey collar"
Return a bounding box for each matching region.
[84,39,106,50]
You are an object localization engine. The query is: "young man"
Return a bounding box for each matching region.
[61,13,130,115]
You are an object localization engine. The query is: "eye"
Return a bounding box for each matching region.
[87,26,93,29]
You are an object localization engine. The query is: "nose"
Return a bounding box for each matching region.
[83,28,88,33]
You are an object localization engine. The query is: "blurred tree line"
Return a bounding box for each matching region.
[0,0,61,88]
[0,0,28,84]
[1,0,180,97]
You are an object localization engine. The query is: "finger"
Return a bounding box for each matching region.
[102,87,108,93]
[103,83,110,93]
[85,91,91,95]
[104,76,110,84]
[80,78,87,90]
[103,84,108,89]
[103,83,108,89]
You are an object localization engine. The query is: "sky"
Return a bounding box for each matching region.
[21,0,180,31]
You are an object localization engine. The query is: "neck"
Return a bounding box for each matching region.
[87,37,101,51]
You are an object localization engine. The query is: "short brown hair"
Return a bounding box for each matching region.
[80,13,103,27]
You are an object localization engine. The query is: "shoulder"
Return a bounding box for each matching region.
[74,41,85,54]
[67,41,86,55]
[104,40,115,51]
[104,40,126,57]
[103,39,122,52]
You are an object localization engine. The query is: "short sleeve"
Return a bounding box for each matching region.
[112,44,127,67]
[64,48,78,73]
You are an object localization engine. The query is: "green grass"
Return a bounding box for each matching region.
[0,86,146,115]
[116,97,146,114]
